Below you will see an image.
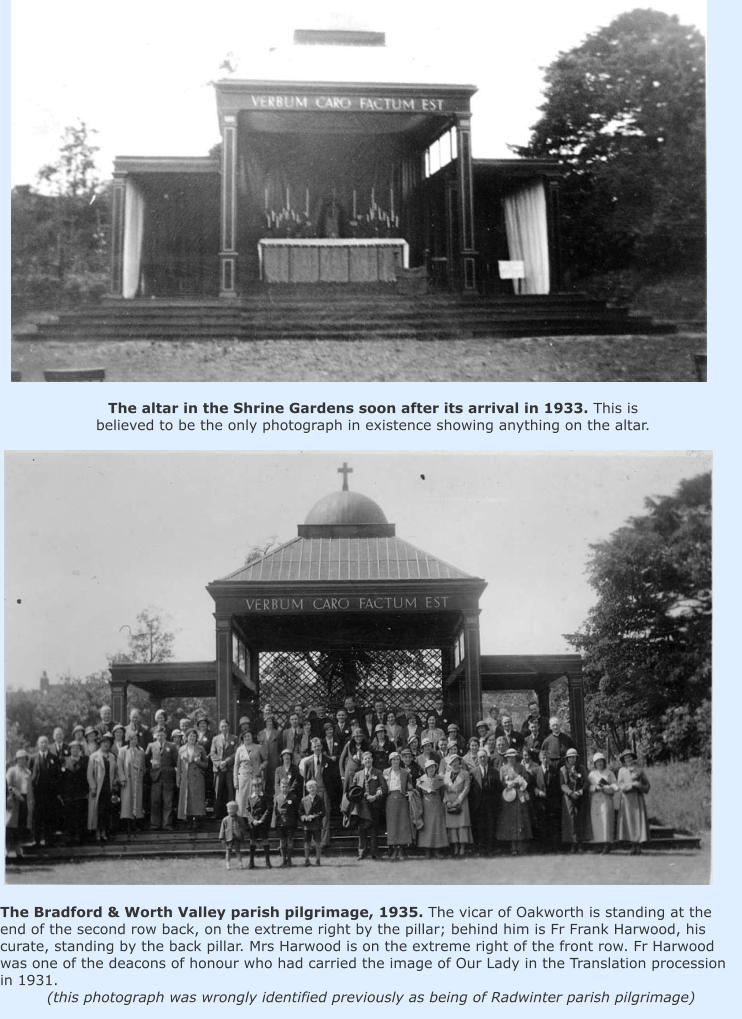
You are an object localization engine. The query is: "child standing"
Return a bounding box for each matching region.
[300,778,324,867]
[219,801,245,870]
[245,777,273,869]
[272,776,299,866]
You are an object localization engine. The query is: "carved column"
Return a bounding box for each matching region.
[109,676,127,727]
[568,670,587,762]
[215,615,234,731]
[461,612,482,733]
[110,174,126,296]
[219,115,238,297]
[546,178,563,293]
[454,115,477,291]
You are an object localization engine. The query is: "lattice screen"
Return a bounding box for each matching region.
[258,647,443,717]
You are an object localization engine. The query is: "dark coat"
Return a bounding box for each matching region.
[299,792,324,834]
[272,790,300,829]
[349,766,387,822]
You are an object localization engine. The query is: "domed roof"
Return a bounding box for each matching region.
[304,489,388,526]
[298,467,395,537]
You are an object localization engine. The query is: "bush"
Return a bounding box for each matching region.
[645,758,710,834]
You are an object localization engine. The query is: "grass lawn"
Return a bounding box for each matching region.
[11,332,705,382]
[5,842,709,885]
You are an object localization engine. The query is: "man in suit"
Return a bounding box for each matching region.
[50,726,69,760]
[281,711,309,765]
[500,716,524,752]
[209,719,238,817]
[469,749,500,855]
[146,727,179,829]
[350,750,387,860]
[94,705,116,738]
[125,708,151,752]
[334,709,352,750]
[520,700,550,743]
[31,735,61,845]
[300,737,334,848]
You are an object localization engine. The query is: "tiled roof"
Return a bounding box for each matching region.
[218,536,473,583]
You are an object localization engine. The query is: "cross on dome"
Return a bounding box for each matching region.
[337,462,353,491]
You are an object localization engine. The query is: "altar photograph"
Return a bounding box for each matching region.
[10,1,706,381]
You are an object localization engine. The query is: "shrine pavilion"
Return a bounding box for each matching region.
[110,28,563,299]
[110,464,586,754]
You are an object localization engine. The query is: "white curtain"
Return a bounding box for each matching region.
[122,179,145,298]
[502,180,550,294]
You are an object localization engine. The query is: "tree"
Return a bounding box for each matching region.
[517,9,705,280]
[112,607,177,664]
[566,473,711,761]
[12,121,110,312]
[6,671,113,750]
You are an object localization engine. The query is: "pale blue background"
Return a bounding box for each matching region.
[2,1,739,1016]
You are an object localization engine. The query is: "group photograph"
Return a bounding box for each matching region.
[4,450,711,884]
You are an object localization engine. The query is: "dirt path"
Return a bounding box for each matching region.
[6,843,708,885]
[11,333,705,382]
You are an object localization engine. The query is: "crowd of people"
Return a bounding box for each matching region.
[5,696,651,864]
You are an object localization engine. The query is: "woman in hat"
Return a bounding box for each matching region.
[6,748,31,857]
[496,747,532,855]
[233,729,266,817]
[421,713,445,749]
[176,728,209,831]
[383,751,414,860]
[84,726,100,758]
[87,732,117,842]
[616,749,650,854]
[70,724,87,756]
[60,741,89,844]
[371,723,396,770]
[195,717,214,811]
[118,729,146,834]
[443,754,473,857]
[560,748,591,852]
[400,745,421,784]
[111,722,126,758]
[588,752,618,852]
[416,758,448,858]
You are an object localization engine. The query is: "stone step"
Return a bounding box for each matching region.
[7,822,701,863]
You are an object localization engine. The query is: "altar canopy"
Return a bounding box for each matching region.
[110,29,564,297]
[109,466,585,754]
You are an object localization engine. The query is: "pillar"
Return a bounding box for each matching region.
[567,670,587,762]
[109,676,127,727]
[219,115,238,297]
[215,615,234,731]
[461,613,482,733]
[110,175,126,296]
[546,178,563,292]
[454,115,477,291]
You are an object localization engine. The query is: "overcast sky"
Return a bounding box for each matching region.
[4,451,709,691]
[11,0,706,187]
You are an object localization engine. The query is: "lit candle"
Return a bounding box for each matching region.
[286,184,290,210]
[265,185,268,211]
[390,186,394,219]
[371,186,375,207]
[305,188,309,216]
[353,189,357,218]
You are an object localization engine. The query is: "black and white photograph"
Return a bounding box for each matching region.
[11,0,705,382]
[5,451,710,884]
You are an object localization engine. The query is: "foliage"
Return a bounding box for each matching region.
[110,607,176,665]
[567,473,711,762]
[6,671,113,750]
[11,122,110,314]
[517,9,705,281]
[645,758,710,833]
